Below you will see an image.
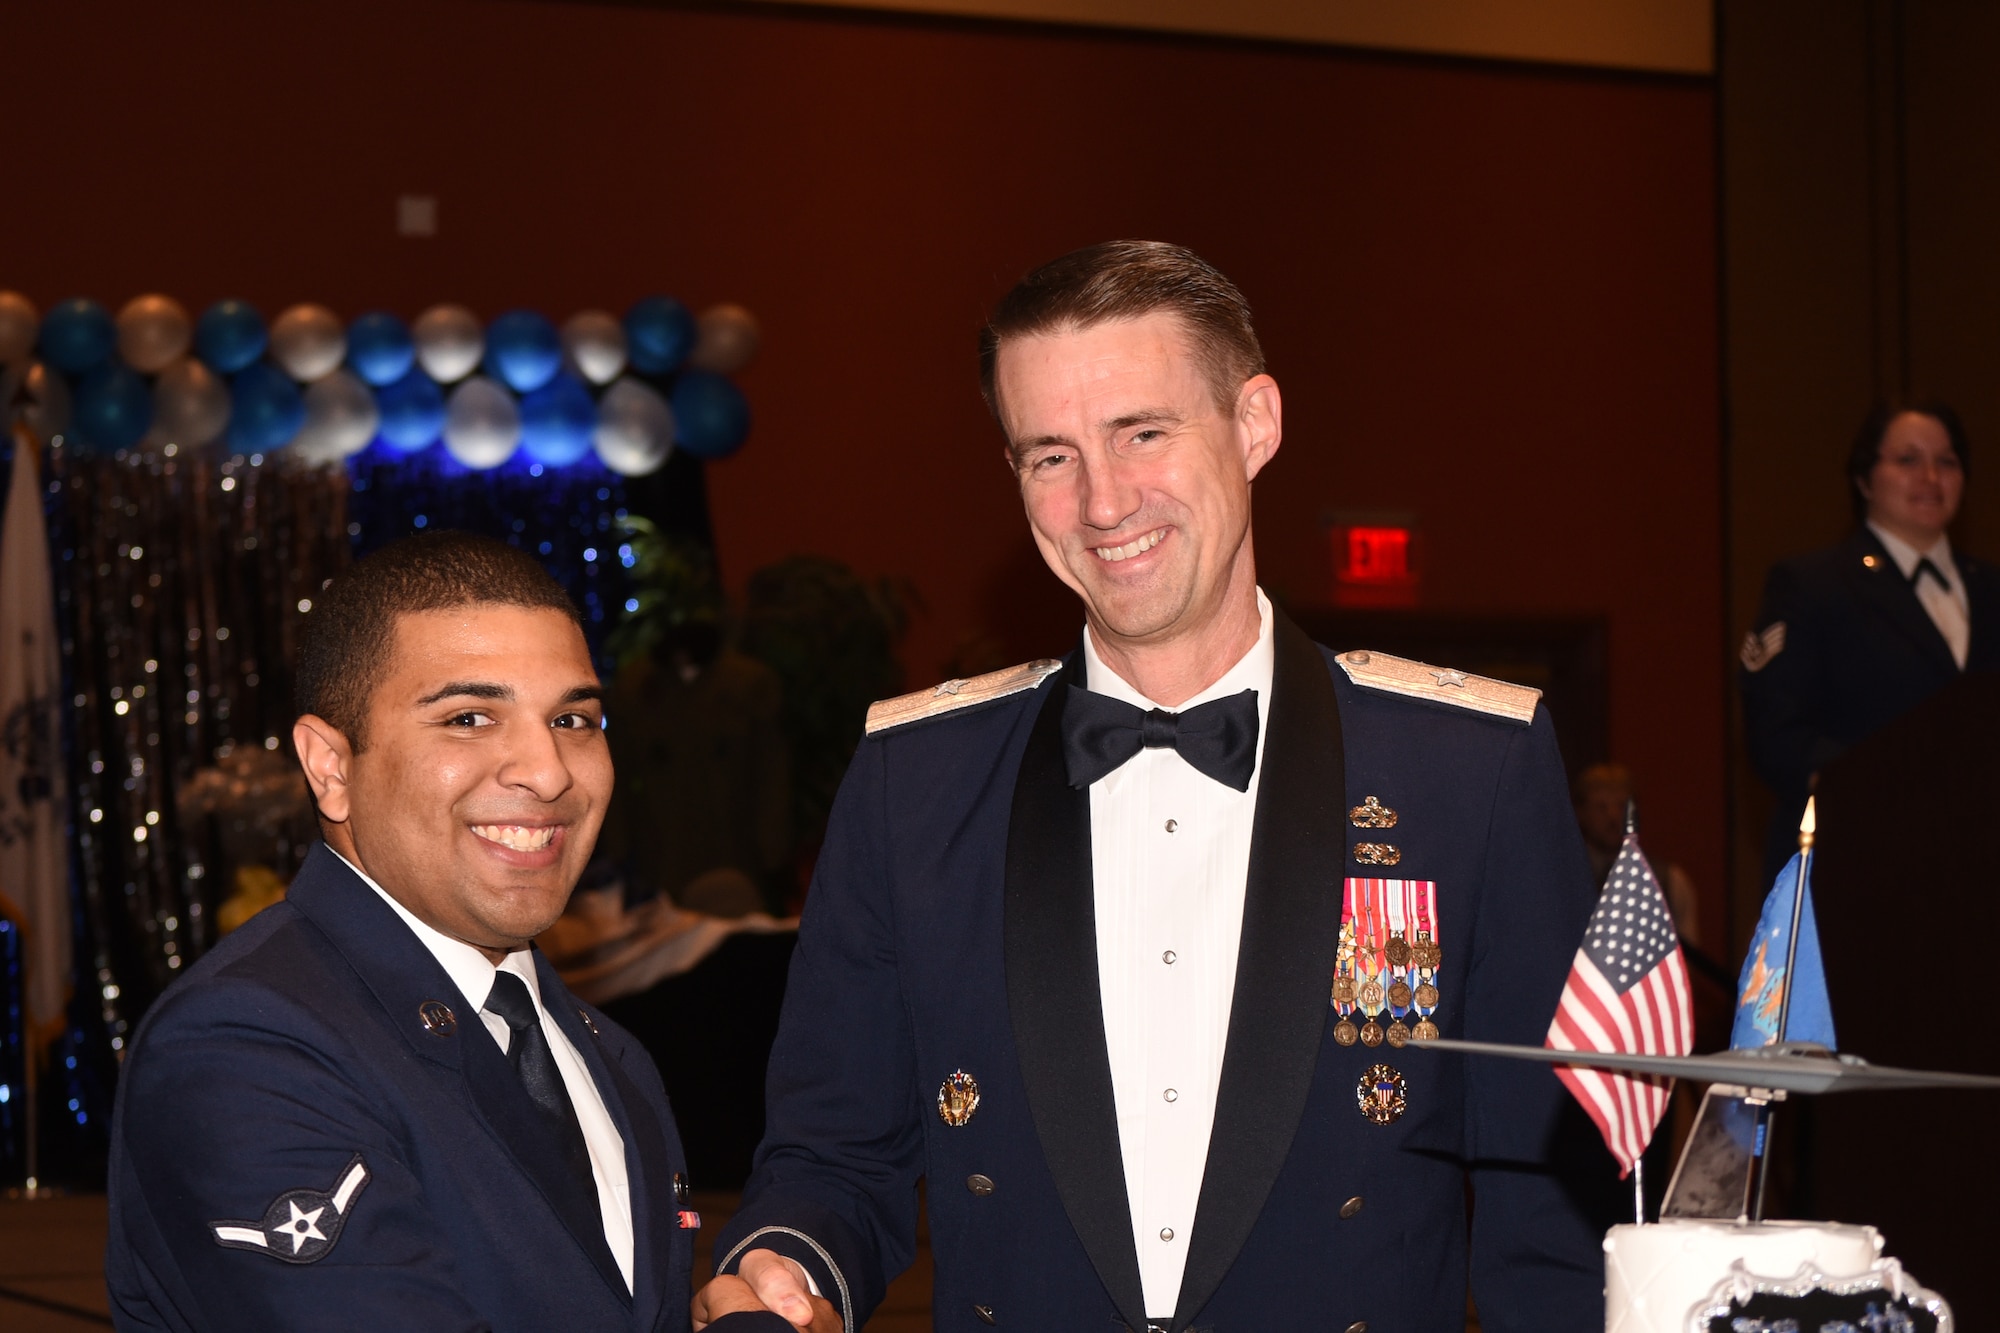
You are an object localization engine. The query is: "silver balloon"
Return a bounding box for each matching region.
[443,376,519,469]
[293,369,380,463]
[269,303,347,382]
[152,357,231,447]
[1,360,71,440]
[592,377,675,477]
[116,294,192,373]
[689,303,760,373]
[561,310,627,385]
[413,304,484,383]
[0,291,38,364]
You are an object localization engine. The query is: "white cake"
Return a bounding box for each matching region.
[1603,1219,1883,1333]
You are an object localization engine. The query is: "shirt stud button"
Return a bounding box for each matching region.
[1164,818,1177,832]
[1162,950,1177,965]
[1163,1087,1178,1102]
[1160,1227,1175,1242]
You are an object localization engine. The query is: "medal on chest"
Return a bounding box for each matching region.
[1337,871,1442,1122]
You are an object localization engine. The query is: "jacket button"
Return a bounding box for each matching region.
[967,1173,996,1196]
[974,1304,997,1324]
[1344,1322,1368,1333]
[1340,1195,1364,1219]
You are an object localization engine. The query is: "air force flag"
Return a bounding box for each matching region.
[1731,850,1837,1051]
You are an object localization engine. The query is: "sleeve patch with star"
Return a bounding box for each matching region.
[210,1155,371,1263]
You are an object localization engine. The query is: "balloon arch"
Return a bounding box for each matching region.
[0,290,758,474]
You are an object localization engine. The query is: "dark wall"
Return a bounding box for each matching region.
[1,0,1724,901]
[1722,0,2000,943]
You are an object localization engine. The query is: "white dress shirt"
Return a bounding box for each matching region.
[336,851,636,1292]
[1084,590,1274,1319]
[1869,521,1971,669]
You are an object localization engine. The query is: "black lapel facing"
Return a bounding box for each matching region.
[1847,530,1959,675]
[1172,613,1345,1330]
[1003,659,1149,1333]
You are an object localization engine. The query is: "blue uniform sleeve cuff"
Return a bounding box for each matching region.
[714,1224,855,1333]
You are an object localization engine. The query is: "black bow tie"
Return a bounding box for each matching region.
[1911,556,1949,590]
[1061,684,1259,791]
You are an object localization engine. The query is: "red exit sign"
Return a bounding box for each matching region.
[1330,517,1419,607]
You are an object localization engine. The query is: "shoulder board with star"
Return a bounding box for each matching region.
[1334,650,1540,725]
[865,659,1065,736]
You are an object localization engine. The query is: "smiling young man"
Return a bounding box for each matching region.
[106,532,816,1333]
[705,242,1611,1333]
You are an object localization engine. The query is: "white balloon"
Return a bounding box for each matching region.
[294,369,380,463]
[689,303,760,373]
[592,377,675,477]
[561,310,627,385]
[413,304,484,383]
[269,303,347,382]
[0,291,39,364]
[152,357,231,447]
[1,360,71,439]
[117,294,193,373]
[443,376,519,469]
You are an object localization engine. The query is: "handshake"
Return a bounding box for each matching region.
[693,1249,841,1332]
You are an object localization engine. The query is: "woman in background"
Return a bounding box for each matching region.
[1741,402,2000,879]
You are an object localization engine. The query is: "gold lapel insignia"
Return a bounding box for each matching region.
[937,1070,981,1127]
[417,1000,457,1036]
[1357,1063,1408,1125]
[1348,795,1397,829]
[1353,842,1401,867]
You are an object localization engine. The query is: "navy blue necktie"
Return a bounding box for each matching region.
[484,970,595,1189]
[1061,684,1260,791]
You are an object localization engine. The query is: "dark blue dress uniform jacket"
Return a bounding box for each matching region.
[1742,528,2000,876]
[105,844,790,1333]
[716,613,1610,1333]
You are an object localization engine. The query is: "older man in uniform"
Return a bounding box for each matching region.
[106,533,821,1333]
[701,242,1608,1333]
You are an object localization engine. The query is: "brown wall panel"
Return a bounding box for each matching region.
[0,0,1724,902]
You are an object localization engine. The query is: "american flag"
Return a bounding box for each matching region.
[1544,831,1692,1176]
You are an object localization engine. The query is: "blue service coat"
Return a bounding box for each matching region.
[1742,527,2000,876]
[105,843,789,1333]
[716,611,1613,1333]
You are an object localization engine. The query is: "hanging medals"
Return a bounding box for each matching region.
[1356,879,1387,1047]
[1331,887,1360,1047]
[1411,881,1441,1042]
[1383,881,1414,1047]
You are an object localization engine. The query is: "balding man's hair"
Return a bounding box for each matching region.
[294,531,581,749]
[979,240,1266,419]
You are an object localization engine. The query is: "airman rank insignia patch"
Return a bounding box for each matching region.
[1739,621,1785,672]
[210,1155,370,1263]
[865,659,1063,735]
[1335,651,1539,725]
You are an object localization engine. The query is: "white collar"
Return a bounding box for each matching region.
[331,848,540,1015]
[1083,588,1275,711]
[1867,521,1960,591]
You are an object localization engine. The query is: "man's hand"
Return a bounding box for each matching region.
[692,1251,839,1332]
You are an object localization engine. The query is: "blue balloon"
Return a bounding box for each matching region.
[624,296,696,375]
[519,373,597,466]
[195,300,268,374]
[483,309,562,393]
[376,367,445,453]
[227,362,305,452]
[346,310,416,386]
[671,371,750,459]
[73,361,152,451]
[40,298,116,374]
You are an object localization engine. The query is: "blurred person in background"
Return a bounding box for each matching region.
[1741,402,2000,880]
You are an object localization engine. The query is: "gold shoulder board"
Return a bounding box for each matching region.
[865,659,1065,736]
[1334,650,1540,725]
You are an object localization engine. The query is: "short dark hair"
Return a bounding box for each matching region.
[978,240,1265,420]
[1846,401,1971,519]
[294,531,582,748]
